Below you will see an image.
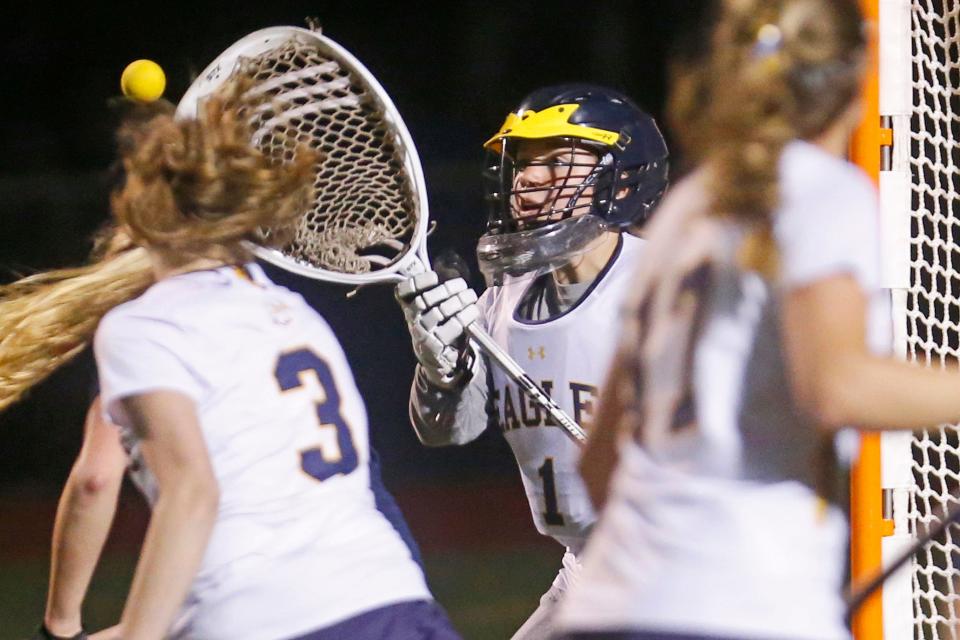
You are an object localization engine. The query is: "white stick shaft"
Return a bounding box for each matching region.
[466,324,587,445]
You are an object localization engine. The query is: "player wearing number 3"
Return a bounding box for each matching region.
[396,85,668,639]
[86,79,459,640]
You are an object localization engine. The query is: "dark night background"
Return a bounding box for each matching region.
[0,2,715,635]
[0,1,708,493]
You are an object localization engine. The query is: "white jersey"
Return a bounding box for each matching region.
[95,264,430,640]
[556,141,889,639]
[479,234,644,552]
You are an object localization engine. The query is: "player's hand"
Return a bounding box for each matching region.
[88,625,122,640]
[396,270,479,387]
[31,623,89,640]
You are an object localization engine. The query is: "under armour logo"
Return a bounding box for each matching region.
[527,346,546,360]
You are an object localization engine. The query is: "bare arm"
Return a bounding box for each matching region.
[115,391,219,640]
[44,397,127,637]
[579,353,631,512]
[783,275,960,429]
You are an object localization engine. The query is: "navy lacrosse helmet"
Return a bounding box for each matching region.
[483,84,669,234]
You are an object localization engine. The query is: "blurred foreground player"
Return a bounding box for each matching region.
[8,79,456,639]
[396,85,668,639]
[553,1,960,638]
[0,138,424,640]
[90,78,455,640]
[17,232,424,640]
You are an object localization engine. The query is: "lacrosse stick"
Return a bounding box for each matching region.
[176,26,586,444]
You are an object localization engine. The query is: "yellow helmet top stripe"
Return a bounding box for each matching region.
[483,104,621,152]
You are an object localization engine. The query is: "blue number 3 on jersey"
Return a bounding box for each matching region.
[275,348,359,481]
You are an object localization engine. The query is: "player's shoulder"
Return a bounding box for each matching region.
[476,283,501,327]
[775,140,878,255]
[101,273,203,325]
[774,141,880,288]
[96,281,191,347]
[589,234,645,300]
[615,231,646,267]
[780,138,870,184]
[779,140,876,214]
[99,282,164,327]
[99,266,261,340]
[478,280,506,308]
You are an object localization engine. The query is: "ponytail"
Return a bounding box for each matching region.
[0,231,153,411]
[670,0,866,274]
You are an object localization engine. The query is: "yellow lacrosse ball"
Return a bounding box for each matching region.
[120,59,166,102]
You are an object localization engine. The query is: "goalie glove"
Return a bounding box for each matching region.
[31,624,88,640]
[396,270,480,388]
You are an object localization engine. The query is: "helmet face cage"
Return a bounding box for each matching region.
[484,136,666,235]
[484,137,607,235]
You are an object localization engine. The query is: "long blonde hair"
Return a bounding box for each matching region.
[0,229,153,411]
[0,76,316,411]
[671,0,866,273]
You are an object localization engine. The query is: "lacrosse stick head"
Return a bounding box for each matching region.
[177,26,430,285]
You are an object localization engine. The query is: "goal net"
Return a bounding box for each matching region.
[876,0,960,638]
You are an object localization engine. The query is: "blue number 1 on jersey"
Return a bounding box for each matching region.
[275,348,359,481]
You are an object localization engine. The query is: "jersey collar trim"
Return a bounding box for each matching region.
[512,233,625,326]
